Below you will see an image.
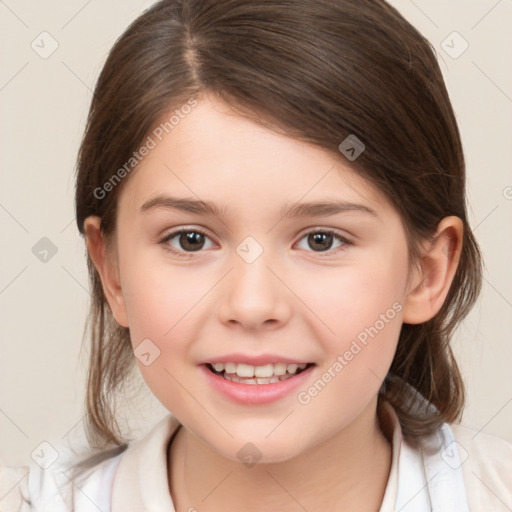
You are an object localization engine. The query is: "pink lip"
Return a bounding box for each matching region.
[200,363,315,405]
[200,353,312,366]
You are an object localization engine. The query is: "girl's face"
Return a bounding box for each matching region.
[108,93,412,462]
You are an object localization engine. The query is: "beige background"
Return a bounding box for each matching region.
[1,0,511,467]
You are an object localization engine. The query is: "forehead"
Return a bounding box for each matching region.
[117,95,396,223]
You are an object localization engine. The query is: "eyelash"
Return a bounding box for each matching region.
[159,228,353,259]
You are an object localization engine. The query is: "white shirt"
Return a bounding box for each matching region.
[1,399,511,511]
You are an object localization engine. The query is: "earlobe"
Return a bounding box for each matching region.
[83,216,129,328]
[402,216,463,324]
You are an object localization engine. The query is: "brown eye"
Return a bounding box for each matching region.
[308,232,334,251]
[161,229,214,255]
[296,230,350,254]
[178,231,206,251]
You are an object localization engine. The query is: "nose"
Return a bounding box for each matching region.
[217,244,292,331]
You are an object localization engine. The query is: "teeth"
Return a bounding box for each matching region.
[225,362,237,373]
[237,363,255,378]
[210,362,308,378]
[287,364,298,374]
[273,363,287,376]
[225,373,291,384]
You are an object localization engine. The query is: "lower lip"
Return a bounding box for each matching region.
[200,364,315,405]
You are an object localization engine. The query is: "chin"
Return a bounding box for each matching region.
[214,435,306,466]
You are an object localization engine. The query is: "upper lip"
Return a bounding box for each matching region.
[200,353,314,366]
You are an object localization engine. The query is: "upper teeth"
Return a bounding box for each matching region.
[211,362,308,378]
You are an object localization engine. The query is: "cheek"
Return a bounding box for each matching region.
[295,258,408,347]
[119,246,201,341]
[292,249,408,393]
[121,258,206,410]
[117,246,215,386]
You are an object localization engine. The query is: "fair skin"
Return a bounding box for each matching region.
[85,93,463,511]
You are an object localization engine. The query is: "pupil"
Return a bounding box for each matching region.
[180,231,204,251]
[309,232,332,251]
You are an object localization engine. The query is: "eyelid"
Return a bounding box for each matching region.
[298,226,353,240]
[294,227,353,255]
[160,225,215,241]
[159,225,354,259]
[159,226,217,258]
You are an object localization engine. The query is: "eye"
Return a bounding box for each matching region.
[160,228,215,257]
[159,227,352,258]
[295,229,351,254]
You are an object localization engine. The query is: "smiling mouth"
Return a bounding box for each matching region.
[205,362,315,385]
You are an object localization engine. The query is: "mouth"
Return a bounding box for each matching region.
[204,361,316,385]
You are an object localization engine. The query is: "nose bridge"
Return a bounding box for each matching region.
[218,235,291,328]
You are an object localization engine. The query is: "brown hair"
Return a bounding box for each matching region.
[75,0,482,451]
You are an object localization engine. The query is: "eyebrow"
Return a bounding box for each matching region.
[139,194,378,219]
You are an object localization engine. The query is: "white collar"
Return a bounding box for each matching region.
[379,382,471,512]
[108,398,469,511]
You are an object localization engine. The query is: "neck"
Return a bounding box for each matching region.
[168,396,392,512]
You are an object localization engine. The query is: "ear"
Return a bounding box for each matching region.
[83,216,129,328]
[402,216,463,324]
